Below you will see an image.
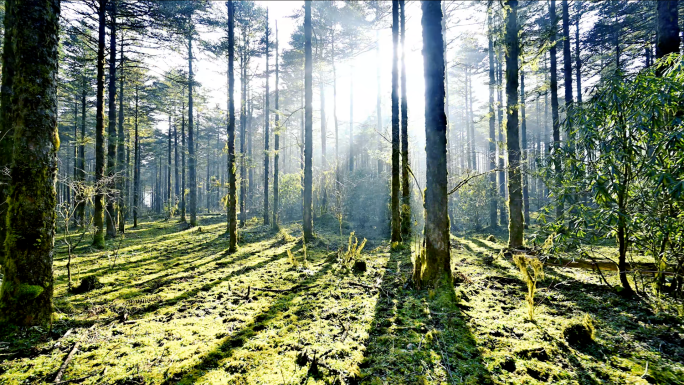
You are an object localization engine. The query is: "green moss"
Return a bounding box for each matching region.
[16,283,44,302]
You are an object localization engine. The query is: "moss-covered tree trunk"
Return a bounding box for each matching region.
[0,0,16,266]
[415,0,450,290]
[227,0,237,252]
[93,0,106,248]
[400,0,410,239]
[505,0,523,249]
[496,51,506,227]
[487,10,497,229]
[0,0,60,326]
[303,1,313,242]
[106,0,117,239]
[390,0,401,244]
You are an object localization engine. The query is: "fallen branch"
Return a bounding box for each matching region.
[54,342,79,383]
[252,284,319,294]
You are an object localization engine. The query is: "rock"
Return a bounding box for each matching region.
[487,235,496,242]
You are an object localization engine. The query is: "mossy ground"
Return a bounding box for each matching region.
[0,217,682,384]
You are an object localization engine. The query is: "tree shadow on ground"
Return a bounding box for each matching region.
[358,249,493,384]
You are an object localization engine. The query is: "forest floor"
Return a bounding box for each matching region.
[0,215,683,384]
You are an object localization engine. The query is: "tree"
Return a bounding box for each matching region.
[303,1,313,242]
[505,0,523,248]
[93,0,107,248]
[227,0,237,251]
[106,0,118,239]
[656,1,679,62]
[0,0,60,326]
[549,0,562,221]
[0,0,15,265]
[272,20,280,228]
[263,9,270,226]
[390,0,401,244]
[414,0,450,289]
[400,0,410,239]
[487,7,497,229]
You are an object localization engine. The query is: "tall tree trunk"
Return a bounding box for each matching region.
[106,0,117,239]
[303,1,314,241]
[93,0,106,248]
[168,115,172,215]
[656,1,680,63]
[390,0,402,244]
[400,0,410,238]
[376,2,383,175]
[496,50,506,226]
[349,47,354,173]
[78,85,86,226]
[415,0,450,290]
[562,0,573,109]
[575,5,582,104]
[273,21,280,227]
[181,87,186,222]
[332,31,340,183]
[133,87,140,227]
[240,34,248,227]
[505,0,523,249]
[488,10,497,228]
[118,38,126,232]
[0,0,15,265]
[263,10,270,226]
[174,116,179,201]
[0,0,60,326]
[521,67,529,228]
[188,35,197,226]
[464,66,471,170]
[227,0,237,251]
[550,0,562,221]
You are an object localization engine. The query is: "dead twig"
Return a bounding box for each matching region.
[54,342,79,383]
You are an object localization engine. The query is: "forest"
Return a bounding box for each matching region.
[0,0,683,384]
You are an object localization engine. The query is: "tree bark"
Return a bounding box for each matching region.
[273,21,280,227]
[227,1,237,251]
[118,37,126,232]
[263,10,270,226]
[93,0,106,248]
[496,50,506,226]
[400,0,410,238]
[133,85,139,228]
[240,31,248,227]
[0,0,60,326]
[550,0,562,221]
[390,1,402,244]
[415,0,450,290]
[487,9,497,228]
[106,0,117,239]
[188,35,197,226]
[575,4,582,104]
[181,87,186,222]
[0,0,15,265]
[505,0,523,249]
[521,67,529,228]
[656,1,680,63]
[303,1,314,241]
